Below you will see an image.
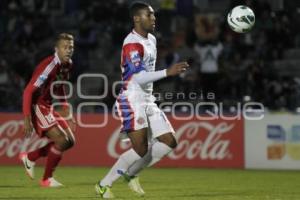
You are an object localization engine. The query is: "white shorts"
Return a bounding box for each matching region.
[115,94,174,139]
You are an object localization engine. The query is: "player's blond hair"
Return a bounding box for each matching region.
[55,33,74,46]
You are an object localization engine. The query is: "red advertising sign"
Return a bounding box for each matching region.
[0,113,244,168]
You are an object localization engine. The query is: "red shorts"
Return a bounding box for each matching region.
[31,104,69,136]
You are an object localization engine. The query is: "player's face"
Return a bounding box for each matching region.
[56,40,74,63]
[139,6,156,33]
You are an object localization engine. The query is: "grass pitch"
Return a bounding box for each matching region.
[0,166,299,200]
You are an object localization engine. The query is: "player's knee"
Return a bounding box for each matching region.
[165,137,177,149]
[57,139,72,151]
[65,137,75,150]
[158,135,177,149]
[169,139,177,149]
[52,138,64,149]
[134,145,148,157]
[138,149,148,157]
[68,134,75,147]
[165,138,177,149]
[67,139,75,149]
[157,133,177,149]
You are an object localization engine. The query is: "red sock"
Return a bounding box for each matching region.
[28,142,54,162]
[43,146,62,180]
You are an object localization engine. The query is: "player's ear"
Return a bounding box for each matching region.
[54,47,58,52]
[133,15,140,23]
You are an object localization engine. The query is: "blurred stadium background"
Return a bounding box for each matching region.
[1,0,300,199]
[1,0,300,112]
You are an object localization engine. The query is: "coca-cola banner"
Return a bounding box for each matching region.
[245,114,300,169]
[0,113,244,168]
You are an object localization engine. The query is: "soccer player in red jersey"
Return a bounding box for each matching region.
[20,33,76,187]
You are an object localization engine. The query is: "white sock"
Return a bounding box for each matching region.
[100,148,141,187]
[127,141,172,177]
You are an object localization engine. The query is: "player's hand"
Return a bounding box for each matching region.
[166,62,189,76]
[23,116,34,138]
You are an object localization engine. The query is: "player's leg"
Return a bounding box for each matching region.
[19,141,54,179]
[122,107,176,195]
[20,110,56,179]
[147,108,177,167]
[40,125,75,187]
[98,128,148,187]
[148,132,177,166]
[127,138,176,176]
[95,128,148,198]
[20,105,75,183]
[122,133,176,196]
[127,105,176,176]
[26,142,54,161]
[22,128,73,168]
[95,96,149,198]
[99,97,148,186]
[125,133,176,176]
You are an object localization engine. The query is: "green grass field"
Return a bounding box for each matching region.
[0,166,300,200]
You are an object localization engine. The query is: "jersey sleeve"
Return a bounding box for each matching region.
[121,43,146,81]
[23,84,37,116]
[134,69,167,85]
[22,57,54,116]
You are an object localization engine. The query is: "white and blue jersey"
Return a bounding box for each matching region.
[120,29,157,93]
[116,30,174,136]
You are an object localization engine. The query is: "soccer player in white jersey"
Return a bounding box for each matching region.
[95,2,189,198]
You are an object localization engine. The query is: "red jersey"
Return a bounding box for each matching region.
[23,53,72,116]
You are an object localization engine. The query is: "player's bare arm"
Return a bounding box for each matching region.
[23,115,34,137]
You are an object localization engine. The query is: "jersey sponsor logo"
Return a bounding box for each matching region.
[108,121,237,161]
[129,50,141,66]
[137,117,145,125]
[148,55,155,67]
[38,74,48,82]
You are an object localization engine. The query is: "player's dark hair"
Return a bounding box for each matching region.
[55,33,74,46]
[129,1,150,20]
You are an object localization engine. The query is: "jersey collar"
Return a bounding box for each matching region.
[54,52,62,65]
[132,29,148,40]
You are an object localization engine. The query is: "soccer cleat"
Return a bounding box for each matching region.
[19,152,35,179]
[40,177,64,188]
[128,176,145,196]
[95,182,114,198]
[117,170,145,196]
